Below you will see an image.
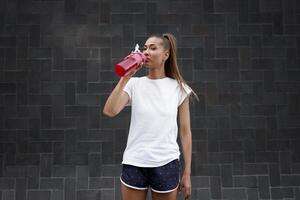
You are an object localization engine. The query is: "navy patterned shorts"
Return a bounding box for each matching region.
[120,159,180,193]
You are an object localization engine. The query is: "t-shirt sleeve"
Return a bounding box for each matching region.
[123,78,135,106]
[178,83,192,106]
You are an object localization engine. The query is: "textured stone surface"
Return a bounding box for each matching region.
[0,0,300,199]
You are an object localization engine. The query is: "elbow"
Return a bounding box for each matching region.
[102,108,117,118]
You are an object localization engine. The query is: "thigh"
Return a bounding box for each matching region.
[149,159,180,193]
[151,189,178,200]
[121,183,148,200]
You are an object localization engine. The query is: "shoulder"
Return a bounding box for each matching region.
[167,78,192,94]
[181,82,192,94]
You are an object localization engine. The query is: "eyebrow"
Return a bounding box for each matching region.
[143,43,156,48]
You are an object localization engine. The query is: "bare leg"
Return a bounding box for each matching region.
[121,183,148,200]
[151,188,178,200]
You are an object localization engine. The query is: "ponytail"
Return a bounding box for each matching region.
[151,33,199,101]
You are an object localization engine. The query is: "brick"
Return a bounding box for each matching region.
[65,83,75,105]
[65,178,75,200]
[195,165,220,176]
[88,36,111,47]
[228,36,250,46]
[220,141,243,152]
[203,0,214,12]
[245,164,268,175]
[260,0,282,12]
[28,48,52,59]
[249,13,273,24]
[41,82,65,95]
[88,83,112,94]
[53,142,64,165]
[101,190,114,200]
[111,14,134,24]
[271,187,294,199]
[40,154,52,177]
[40,106,52,129]
[258,176,270,198]
[40,178,64,189]
[64,14,87,24]
[102,165,121,177]
[29,25,40,47]
[216,48,238,58]
[5,118,28,129]
[221,165,233,187]
[247,188,259,199]
[281,175,300,186]
[89,177,114,189]
[2,190,15,200]
[223,188,247,200]
[99,2,110,24]
[255,150,277,163]
[0,178,15,189]
[65,106,88,117]
[27,166,39,189]
[191,176,209,188]
[28,142,52,153]
[234,176,257,187]
[76,71,87,93]
[215,0,239,12]
[203,14,225,24]
[239,25,261,35]
[52,118,76,129]
[0,37,16,47]
[64,59,87,70]
[0,83,16,93]
[238,0,248,23]
[5,48,16,68]
[77,142,101,153]
[89,153,102,177]
[51,191,63,200]
[17,14,40,24]
[75,48,99,59]
[210,176,221,198]
[77,190,100,200]
[41,36,64,48]
[192,25,214,36]
[15,153,40,165]
[16,178,26,200]
[65,153,88,165]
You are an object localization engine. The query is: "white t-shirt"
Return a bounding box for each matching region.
[122,76,192,167]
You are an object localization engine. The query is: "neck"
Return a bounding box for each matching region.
[147,68,166,79]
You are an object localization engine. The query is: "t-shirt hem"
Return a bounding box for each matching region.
[122,156,180,168]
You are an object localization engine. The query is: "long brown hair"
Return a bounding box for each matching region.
[150,33,198,100]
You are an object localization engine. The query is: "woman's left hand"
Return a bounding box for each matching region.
[179,174,192,199]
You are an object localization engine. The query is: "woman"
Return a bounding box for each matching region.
[103,33,195,200]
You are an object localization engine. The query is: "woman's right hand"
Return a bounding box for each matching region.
[123,65,142,77]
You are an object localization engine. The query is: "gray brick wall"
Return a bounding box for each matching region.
[0,0,299,199]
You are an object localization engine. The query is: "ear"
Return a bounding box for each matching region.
[165,51,169,59]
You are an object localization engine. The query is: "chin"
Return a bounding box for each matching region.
[144,64,152,69]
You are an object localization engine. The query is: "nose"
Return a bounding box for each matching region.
[143,49,149,56]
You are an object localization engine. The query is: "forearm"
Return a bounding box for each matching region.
[180,129,192,175]
[103,77,130,116]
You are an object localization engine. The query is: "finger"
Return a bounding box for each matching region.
[185,192,191,200]
[124,69,137,77]
[178,183,183,192]
[185,187,192,199]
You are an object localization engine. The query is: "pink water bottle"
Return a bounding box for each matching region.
[115,44,146,76]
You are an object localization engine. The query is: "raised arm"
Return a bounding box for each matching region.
[102,76,130,118]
